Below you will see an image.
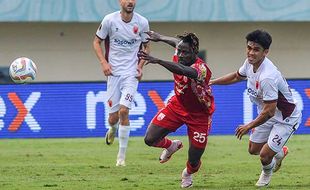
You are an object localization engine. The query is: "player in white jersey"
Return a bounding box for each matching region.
[209,29,302,187]
[93,0,150,166]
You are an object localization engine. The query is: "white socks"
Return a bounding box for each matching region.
[263,158,276,174]
[275,149,284,160]
[117,125,130,160]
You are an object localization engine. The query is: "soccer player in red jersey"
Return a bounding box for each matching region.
[138,31,215,188]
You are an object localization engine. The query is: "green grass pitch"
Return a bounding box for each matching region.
[0,135,309,190]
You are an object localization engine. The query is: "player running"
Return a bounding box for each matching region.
[138,31,215,188]
[93,0,150,166]
[210,29,302,187]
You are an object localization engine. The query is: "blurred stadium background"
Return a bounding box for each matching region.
[0,1,309,138]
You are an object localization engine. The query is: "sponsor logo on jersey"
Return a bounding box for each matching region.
[114,38,137,47]
[247,87,258,97]
[157,112,166,121]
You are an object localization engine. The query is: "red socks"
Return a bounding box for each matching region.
[186,160,201,174]
[153,138,172,149]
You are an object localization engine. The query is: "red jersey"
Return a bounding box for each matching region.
[169,56,215,115]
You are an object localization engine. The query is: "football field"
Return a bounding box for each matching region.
[0,135,309,190]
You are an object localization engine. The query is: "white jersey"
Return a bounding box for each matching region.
[238,57,300,123]
[96,11,149,76]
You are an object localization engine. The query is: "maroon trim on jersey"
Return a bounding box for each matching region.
[237,71,246,78]
[104,36,110,61]
[263,100,277,104]
[96,34,103,41]
[277,91,296,120]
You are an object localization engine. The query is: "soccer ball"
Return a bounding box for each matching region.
[9,57,37,84]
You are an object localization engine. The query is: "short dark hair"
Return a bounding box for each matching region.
[246,29,272,49]
[177,32,199,54]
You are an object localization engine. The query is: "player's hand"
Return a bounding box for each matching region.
[102,63,113,76]
[138,51,160,64]
[235,124,250,140]
[209,79,215,85]
[145,31,161,42]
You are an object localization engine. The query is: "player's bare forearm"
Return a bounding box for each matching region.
[93,36,107,65]
[146,31,179,48]
[246,101,277,129]
[210,72,243,85]
[157,60,197,79]
[138,51,197,79]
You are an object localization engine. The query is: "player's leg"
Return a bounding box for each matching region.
[145,123,183,163]
[270,118,300,172]
[248,141,265,155]
[181,144,205,188]
[105,76,121,145]
[273,145,288,172]
[105,111,119,145]
[249,120,274,186]
[144,105,183,163]
[116,105,130,166]
[256,118,298,186]
[116,75,139,166]
[144,123,171,147]
[248,121,274,155]
[181,114,211,188]
[255,143,276,187]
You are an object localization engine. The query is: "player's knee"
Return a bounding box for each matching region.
[108,116,119,126]
[144,135,155,146]
[119,107,129,118]
[248,147,259,155]
[248,143,260,155]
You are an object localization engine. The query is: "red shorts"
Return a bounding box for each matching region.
[152,102,212,149]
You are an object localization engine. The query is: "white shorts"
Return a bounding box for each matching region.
[249,114,302,153]
[106,75,138,113]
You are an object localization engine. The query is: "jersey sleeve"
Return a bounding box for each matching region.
[261,78,278,101]
[96,16,110,40]
[192,63,208,82]
[238,60,248,77]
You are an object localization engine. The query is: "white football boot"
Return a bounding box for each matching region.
[116,158,126,167]
[255,170,272,187]
[159,140,183,163]
[181,168,193,188]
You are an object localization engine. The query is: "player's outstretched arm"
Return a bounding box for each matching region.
[145,31,179,48]
[209,72,244,85]
[138,51,197,79]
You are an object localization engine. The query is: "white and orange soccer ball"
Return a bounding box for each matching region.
[9,57,37,84]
